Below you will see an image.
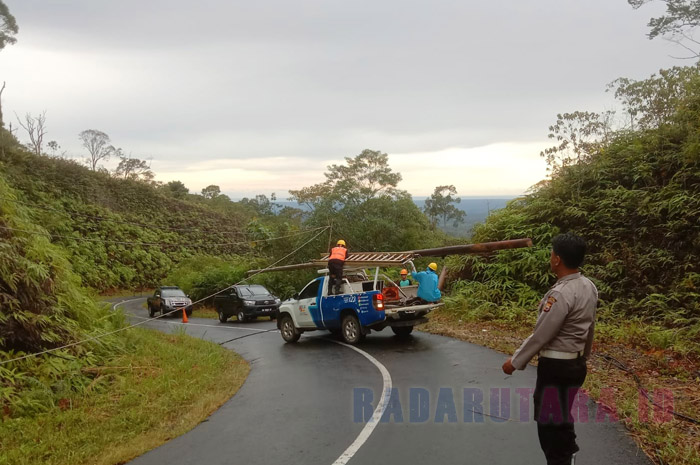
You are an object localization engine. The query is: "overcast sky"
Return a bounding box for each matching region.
[1,0,678,198]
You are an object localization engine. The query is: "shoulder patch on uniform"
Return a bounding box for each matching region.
[543,295,557,312]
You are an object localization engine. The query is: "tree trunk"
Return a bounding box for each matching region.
[0,82,5,128]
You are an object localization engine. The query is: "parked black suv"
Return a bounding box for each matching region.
[213,285,281,322]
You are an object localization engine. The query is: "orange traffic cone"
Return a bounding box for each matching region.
[182,308,189,323]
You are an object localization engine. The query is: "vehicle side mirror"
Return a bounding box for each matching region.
[186,294,190,298]
[293,293,300,300]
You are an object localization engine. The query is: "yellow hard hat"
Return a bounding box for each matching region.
[400,269,408,275]
[428,262,438,271]
[337,239,346,246]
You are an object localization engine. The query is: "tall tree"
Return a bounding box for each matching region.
[289,149,405,210]
[0,1,18,128]
[201,184,221,199]
[608,65,699,129]
[424,185,466,228]
[240,193,278,216]
[163,180,189,199]
[540,110,615,173]
[0,0,17,50]
[114,154,154,182]
[15,111,47,157]
[629,0,700,58]
[79,129,114,171]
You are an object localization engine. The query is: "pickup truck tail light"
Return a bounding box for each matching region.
[373,293,385,311]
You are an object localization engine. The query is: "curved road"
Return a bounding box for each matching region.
[112,297,650,465]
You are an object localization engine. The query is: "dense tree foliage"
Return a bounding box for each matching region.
[290,150,442,253]
[424,185,466,228]
[0,1,17,51]
[630,0,700,57]
[447,66,700,353]
[0,175,126,417]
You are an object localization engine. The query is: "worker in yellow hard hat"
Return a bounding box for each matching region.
[328,239,348,295]
[408,261,441,303]
[398,269,412,287]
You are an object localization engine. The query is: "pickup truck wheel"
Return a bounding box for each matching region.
[218,311,228,323]
[391,326,414,337]
[148,306,155,318]
[237,311,246,323]
[280,315,301,343]
[341,314,363,345]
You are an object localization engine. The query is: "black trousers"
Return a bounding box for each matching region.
[328,260,344,295]
[533,356,587,465]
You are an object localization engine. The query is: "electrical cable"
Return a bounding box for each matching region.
[218,328,277,346]
[595,353,700,425]
[0,226,330,366]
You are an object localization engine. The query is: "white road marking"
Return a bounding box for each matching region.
[330,340,393,465]
[111,298,143,311]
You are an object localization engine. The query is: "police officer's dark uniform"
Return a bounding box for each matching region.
[510,271,597,464]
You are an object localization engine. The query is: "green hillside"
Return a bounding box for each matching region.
[446,66,700,354]
[0,141,300,291]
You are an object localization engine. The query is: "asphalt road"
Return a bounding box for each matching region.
[112,297,651,465]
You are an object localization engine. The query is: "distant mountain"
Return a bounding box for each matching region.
[275,196,516,237]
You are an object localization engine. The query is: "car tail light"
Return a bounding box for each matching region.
[373,293,385,311]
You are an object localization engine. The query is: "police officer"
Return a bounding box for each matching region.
[502,233,597,465]
[328,239,348,295]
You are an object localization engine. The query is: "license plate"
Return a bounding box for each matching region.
[262,308,273,312]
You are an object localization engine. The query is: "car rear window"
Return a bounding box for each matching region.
[162,289,186,298]
[238,285,270,296]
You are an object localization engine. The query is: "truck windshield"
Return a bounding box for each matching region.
[238,285,270,296]
[162,289,186,298]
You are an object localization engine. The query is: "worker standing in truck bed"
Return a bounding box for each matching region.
[328,240,348,295]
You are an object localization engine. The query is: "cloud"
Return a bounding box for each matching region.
[2,0,679,196]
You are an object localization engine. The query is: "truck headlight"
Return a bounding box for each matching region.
[243,300,255,306]
[274,298,281,304]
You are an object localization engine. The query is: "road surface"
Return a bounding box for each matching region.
[111,297,650,465]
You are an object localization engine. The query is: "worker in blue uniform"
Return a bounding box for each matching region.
[409,262,441,303]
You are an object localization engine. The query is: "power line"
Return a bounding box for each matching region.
[596,353,700,425]
[0,226,330,366]
[0,224,329,249]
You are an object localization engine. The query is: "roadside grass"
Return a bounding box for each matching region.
[0,327,249,465]
[192,305,218,319]
[420,308,700,465]
[100,288,153,299]
[191,306,276,324]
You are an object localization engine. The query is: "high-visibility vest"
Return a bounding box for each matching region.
[329,246,347,261]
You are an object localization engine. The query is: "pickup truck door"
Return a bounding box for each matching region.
[294,278,322,329]
[227,290,240,313]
